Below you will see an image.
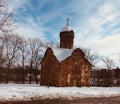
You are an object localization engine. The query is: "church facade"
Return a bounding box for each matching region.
[40,22,91,87]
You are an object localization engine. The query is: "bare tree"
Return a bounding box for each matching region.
[18,36,29,84]
[0,0,16,36]
[44,41,55,48]
[82,48,99,66]
[101,57,115,86]
[0,35,5,67]
[0,0,17,70]
[4,34,19,83]
[28,38,44,84]
[101,57,115,70]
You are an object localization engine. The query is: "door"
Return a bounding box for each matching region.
[72,79,77,86]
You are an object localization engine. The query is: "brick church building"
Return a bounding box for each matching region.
[40,21,91,87]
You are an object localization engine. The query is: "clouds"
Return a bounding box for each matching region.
[73,1,120,39]
[87,34,120,66]
[87,34,120,55]
[71,0,120,66]
[8,0,120,66]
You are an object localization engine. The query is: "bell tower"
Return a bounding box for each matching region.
[60,19,74,49]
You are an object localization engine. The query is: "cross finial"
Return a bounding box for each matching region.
[67,18,70,25]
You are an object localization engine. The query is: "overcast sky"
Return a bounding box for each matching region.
[8,0,120,67]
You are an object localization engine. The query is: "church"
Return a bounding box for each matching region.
[40,21,91,87]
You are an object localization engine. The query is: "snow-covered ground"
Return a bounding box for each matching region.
[0,84,120,101]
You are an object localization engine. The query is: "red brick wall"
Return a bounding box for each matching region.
[40,48,91,87]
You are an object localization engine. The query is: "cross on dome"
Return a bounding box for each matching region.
[60,18,72,32]
[67,18,70,25]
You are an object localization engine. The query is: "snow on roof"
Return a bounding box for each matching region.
[60,24,72,32]
[51,47,74,62]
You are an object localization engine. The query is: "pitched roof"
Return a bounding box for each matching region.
[51,47,74,62]
[41,47,91,65]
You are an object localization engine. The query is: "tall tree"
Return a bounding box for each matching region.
[0,35,5,68]
[82,48,99,66]
[4,34,19,83]
[28,38,44,84]
[101,57,115,70]
[18,36,29,84]
[0,0,16,70]
[101,57,115,86]
[0,0,15,36]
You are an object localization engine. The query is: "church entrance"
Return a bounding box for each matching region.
[72,79,77,86]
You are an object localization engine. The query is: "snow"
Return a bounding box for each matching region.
[41,47,74,62]
[0,84,120,101]
[52,47,74,62]
[60,24,72,32]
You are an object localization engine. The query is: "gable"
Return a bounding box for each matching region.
[40,47,55,64]
[71,48,85,59]
[40,47,73,63]
[51,47,74,62]
[71,48,91,65]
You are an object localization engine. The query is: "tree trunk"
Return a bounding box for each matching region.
[29,62,32,84]
[6,66,9,83]
[22,68,25,84]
